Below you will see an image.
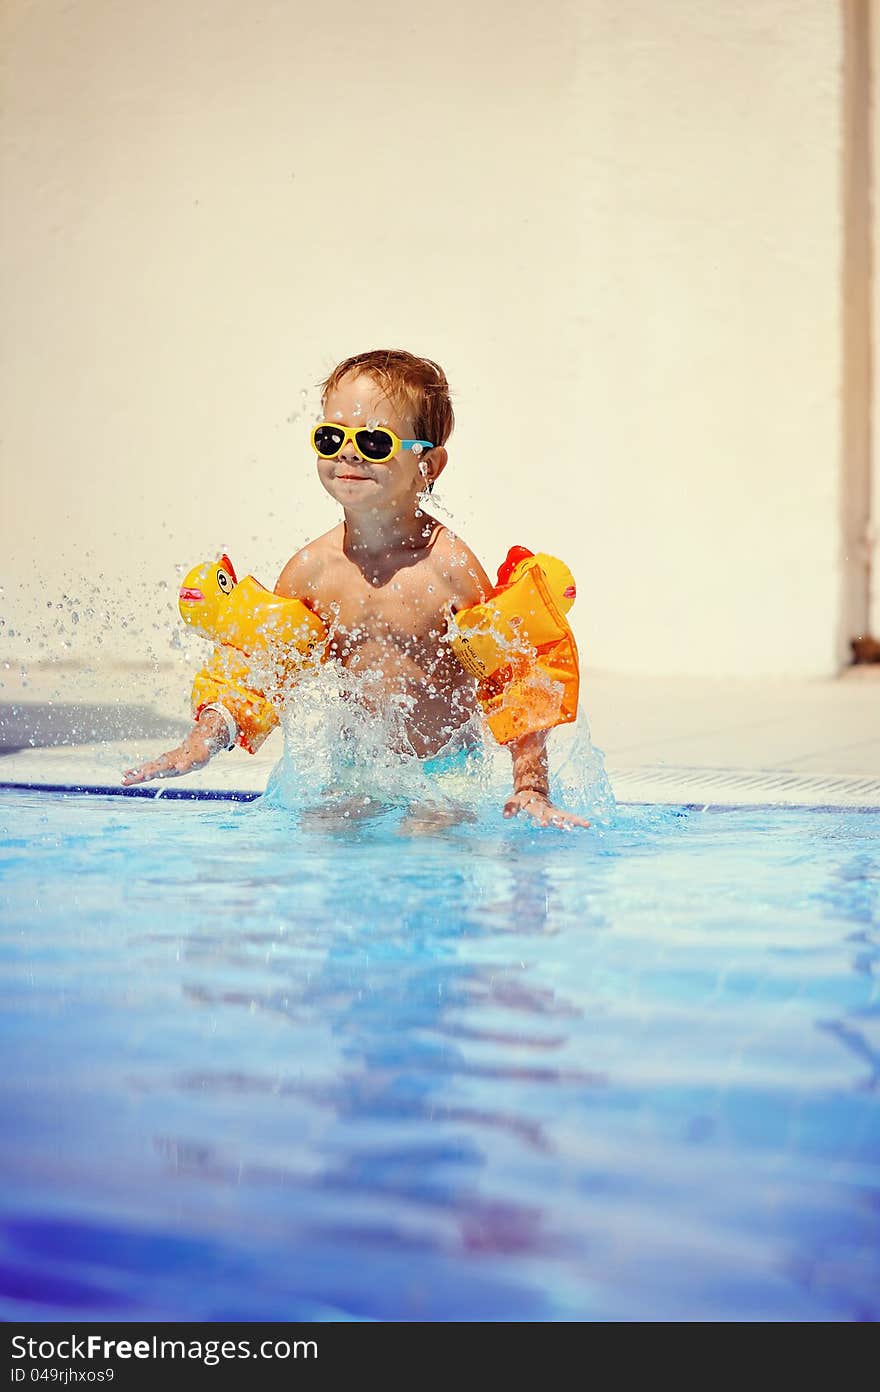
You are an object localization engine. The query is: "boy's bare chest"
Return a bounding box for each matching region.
[316,558,455,654]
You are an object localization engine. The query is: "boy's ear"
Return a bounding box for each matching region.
[421,445,448,491]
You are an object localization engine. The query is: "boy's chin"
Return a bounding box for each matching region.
[321,479,375,505]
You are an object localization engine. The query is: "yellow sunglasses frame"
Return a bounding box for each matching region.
[310,422,434,463]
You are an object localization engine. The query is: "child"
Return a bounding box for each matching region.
[123,349,589,830]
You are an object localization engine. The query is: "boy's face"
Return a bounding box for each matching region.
[316,372,441,515]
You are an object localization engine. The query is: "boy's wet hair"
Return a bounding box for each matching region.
[320,349,455,449]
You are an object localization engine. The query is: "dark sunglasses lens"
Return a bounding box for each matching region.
[313,425,346,456]
[355,430,394,460]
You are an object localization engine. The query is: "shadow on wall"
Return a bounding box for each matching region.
[0,704,191,752]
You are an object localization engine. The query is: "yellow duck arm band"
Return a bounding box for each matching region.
[191,646,284,755]
[448,547,580,746]
[178,557,328,754]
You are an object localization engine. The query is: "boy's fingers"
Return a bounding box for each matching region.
[122,747,199,786]
[122,765,154,785]
[122,766,157,786]
[523,801,590,830]
[503,797,593,829]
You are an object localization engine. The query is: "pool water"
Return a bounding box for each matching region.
[0,789,878,1321]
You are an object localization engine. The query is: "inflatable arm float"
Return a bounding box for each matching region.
[178,555,326,753]
[448,546,580,745]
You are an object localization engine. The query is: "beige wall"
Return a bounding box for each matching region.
[0,1,864,679]
[872,0,880,636]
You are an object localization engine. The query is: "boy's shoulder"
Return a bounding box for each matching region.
[427,520,475,566]
[427,522,493,606]
[274,526,341,597]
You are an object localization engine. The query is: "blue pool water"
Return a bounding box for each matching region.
[0,788,878,1321]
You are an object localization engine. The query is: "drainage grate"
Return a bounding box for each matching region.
[609,766,880,807]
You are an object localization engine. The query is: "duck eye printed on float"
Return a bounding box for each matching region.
[217,568,234,593]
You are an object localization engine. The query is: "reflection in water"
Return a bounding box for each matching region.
[814,840,880,1092]
[161,839,603,1268]
[816,1020,880,1092]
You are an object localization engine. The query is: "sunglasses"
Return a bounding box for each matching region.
[311,422,434,464]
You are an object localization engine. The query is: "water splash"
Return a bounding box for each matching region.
[256,651,614,828]
[261,658,476,814]
[549,715,616,825]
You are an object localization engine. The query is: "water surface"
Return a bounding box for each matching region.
[0,790,878,1320]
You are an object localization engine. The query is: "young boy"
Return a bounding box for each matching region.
[123,349,589,830]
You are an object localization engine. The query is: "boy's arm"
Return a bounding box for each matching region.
[504,729,590,829]
[508,728,550,797]
[121,707,232,786]
[191,543,326,759]
[122,544,325,787]
[440,533,589,831]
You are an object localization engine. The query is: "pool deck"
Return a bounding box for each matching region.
[0,662,878,807]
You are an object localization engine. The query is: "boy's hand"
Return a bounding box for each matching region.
[121,713,228,786]
[502,789,590,830]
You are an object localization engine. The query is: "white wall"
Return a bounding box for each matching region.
[0,0,856,679]
[563,2,844,677]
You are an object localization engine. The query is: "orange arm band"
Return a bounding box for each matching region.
[448,548,580,745]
